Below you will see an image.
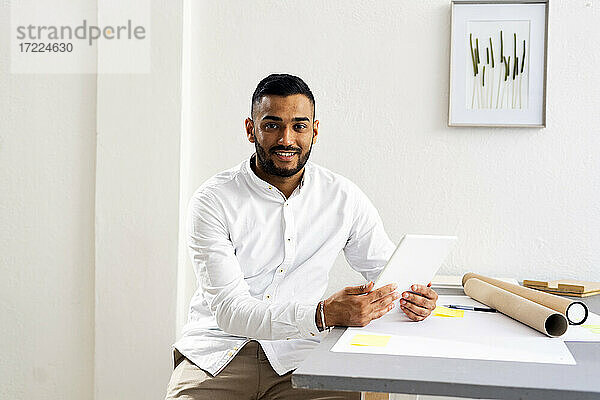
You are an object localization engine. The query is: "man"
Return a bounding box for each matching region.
[166,74,438,400]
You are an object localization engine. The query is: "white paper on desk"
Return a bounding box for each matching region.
[331,327,576,365]
[330,295,576,365]
[561,312,600,342]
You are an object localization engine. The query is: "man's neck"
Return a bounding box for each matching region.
[251,154,304,199]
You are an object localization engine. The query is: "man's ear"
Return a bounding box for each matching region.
[312,120,319,144]
[245,118,255,143]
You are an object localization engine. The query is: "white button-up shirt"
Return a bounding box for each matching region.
[173,155,395,376]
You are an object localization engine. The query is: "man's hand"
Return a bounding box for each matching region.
[399,283,438,321]
[322,281,400,327]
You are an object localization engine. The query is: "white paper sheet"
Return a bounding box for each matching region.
[562,312,600,342]
[330,295,577,365]
[331,328,576,365]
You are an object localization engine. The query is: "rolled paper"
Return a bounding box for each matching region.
[462,273,588,325]
[464,278,568,337]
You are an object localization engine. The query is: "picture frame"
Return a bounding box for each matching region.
[448,0,549,127]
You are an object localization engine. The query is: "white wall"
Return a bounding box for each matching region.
[0,4,96,400]
[1,1,183,398]
[94,1,182,399]
[181,0,600,308]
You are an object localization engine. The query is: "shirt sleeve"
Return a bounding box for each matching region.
[343,184,396,282]
[187,190,321,340]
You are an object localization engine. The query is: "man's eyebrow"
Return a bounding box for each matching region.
[261,115,311,122]
[262,115,283,121]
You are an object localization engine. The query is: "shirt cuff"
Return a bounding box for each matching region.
[296,302,322,339]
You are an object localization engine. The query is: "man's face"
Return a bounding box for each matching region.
[246,94,319,178]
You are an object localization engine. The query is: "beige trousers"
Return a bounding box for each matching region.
[165,341,360,400]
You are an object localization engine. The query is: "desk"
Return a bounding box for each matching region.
[292,288,600,400]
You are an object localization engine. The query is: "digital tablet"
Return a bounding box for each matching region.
[373,234,458,292]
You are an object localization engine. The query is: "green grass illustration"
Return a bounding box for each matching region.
[469,29,527,109]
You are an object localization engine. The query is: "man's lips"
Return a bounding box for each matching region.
[272,150,299,162]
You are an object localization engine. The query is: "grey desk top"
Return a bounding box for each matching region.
[292,288,600,400]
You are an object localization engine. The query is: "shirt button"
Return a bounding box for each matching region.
[233,346,239,350]
[284,202,288,206]
[266,295,271,299]
[287,238,291,242]
[279,268,284,273]
[310,333,315,336]
[227,351,233,356]
[268,186,272,190]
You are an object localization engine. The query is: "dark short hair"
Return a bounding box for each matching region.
[251,74,315,119]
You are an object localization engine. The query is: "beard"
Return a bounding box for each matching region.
[254,138,313,178]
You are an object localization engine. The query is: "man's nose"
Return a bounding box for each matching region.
[278,126,295,146]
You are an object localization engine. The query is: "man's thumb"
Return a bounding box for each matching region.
[345,281,373,295]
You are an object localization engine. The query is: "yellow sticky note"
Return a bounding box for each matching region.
[432,306,465,318]
[582,325,600,334]
[350,334,391,347]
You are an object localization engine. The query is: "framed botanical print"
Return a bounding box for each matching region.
[448,0,549,127]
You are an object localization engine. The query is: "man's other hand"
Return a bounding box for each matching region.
[399,284,438,321]
[323,281,400,327]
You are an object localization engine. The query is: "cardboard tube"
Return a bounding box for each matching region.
[464,278,568,337]
[462,272,588,325]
